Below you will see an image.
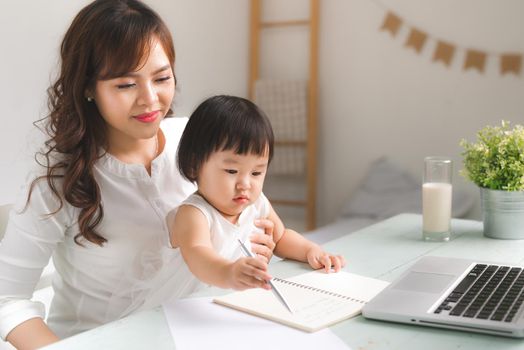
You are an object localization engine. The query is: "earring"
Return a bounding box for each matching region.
[86,96,93,102]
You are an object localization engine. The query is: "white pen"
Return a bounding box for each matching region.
[237,238,294,314]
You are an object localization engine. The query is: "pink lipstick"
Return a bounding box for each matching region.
[134,111,159,123]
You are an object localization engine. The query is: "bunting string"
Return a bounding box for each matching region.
[377,7,522,76]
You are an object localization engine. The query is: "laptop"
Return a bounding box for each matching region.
[362,255,524,337]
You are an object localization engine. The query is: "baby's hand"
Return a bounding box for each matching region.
[227,257,272,291]
[306,245,346,273]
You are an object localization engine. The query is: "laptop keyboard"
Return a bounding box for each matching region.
[434,264,524,322]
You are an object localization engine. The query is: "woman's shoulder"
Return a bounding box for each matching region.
[17,149,79,212]
[24,154,65,192]
[161,116,188,140]
[12,168,75,227]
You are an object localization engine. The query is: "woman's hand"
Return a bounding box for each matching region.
[306,245,346,273]
[250,219,276,263]
[227,257,272,291]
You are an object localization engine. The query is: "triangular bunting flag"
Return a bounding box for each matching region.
[500,54,522,75]
[433,41,455,66]
[464,50,487,73]
[380,12,402,37]
[378,7,522,78]
[405,27,427,53]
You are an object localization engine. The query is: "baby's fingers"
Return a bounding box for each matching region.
[245,258,272,282]
[240,276,271,290]
[331,255,346,272]
[249,242,272,263]
[236,279,269,290]
[319,254,332,272]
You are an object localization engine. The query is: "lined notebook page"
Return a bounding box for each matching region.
[213,271,389,332]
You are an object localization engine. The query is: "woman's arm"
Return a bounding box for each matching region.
[6,318,59,350]
[169,205,272,290]
[0,180,68,349]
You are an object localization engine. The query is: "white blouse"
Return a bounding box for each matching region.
[0,117,196,339]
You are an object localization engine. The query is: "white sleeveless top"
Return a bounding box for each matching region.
[167,192,271,295]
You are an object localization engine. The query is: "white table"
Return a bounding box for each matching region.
[43,214,524,349]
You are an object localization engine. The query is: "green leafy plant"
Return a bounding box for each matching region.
[460,121,524,191]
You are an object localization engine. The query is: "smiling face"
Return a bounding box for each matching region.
[93,37,175,149]
[197,149,269,223]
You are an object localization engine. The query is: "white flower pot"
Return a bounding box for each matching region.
[480,187,524,239]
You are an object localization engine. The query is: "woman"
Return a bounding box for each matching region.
[0,1,275,349]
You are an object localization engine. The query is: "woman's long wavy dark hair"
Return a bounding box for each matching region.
[28,0,175,246]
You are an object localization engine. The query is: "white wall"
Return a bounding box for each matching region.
[317,0,524,224]
[153,0,249,115]
[0,1,88,204]
[1,0,523,226]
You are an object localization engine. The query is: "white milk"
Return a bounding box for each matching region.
[422,182,452,233]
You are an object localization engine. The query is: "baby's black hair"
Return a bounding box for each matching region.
[177,95,274,182]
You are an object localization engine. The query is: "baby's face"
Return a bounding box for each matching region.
[197,149,269,223]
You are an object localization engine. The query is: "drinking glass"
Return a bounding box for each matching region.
[422,157,452,241]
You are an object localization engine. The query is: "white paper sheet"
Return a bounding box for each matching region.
[162,297,351,350]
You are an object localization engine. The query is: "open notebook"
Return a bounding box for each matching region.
[213,270,389,332]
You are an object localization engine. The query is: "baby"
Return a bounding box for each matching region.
[167,95,345,292]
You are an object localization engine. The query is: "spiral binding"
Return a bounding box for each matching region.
[273,277,366,304]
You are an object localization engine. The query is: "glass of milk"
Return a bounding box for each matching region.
[422,156,452,241]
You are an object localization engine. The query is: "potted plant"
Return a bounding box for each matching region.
[460,121,524,239]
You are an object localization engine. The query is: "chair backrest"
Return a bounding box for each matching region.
[0,204,13,241]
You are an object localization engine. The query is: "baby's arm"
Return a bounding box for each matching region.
[168,205,272,290]
[268,206,346,272]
